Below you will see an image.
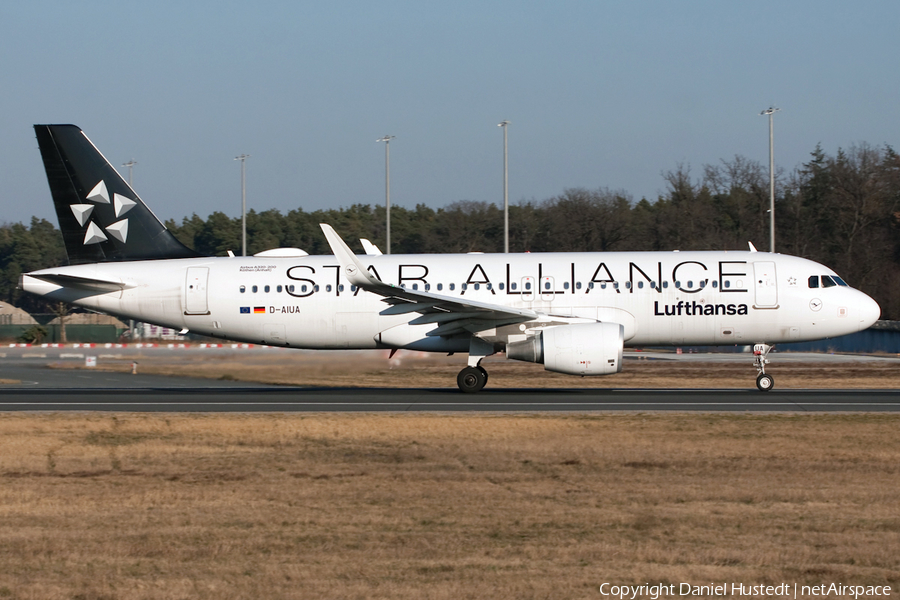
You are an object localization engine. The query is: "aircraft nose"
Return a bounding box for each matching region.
[857,292,881,331]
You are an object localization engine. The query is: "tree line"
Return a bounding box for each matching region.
[3,143,898,319]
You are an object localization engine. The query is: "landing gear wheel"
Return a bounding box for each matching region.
[756,373,774,392]
[457,366,487,393]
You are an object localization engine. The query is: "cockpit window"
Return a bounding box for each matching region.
[821,275,837,288]
[833,276,849,287]
[808,276,819,289]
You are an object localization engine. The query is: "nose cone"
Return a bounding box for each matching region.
[857,292,881,331]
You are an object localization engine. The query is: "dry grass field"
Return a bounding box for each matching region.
[0,413,898,599]
[50,349,900,389]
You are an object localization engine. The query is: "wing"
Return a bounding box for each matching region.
[320,224,538,336]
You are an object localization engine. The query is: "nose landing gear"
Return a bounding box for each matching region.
[753,343,775,391]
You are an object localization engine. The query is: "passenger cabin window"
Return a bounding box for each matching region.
[252,285,258,293]
[240,285,246,293]
[449,283,455,291]
[525,282,532,290]
[277,285,282,293]
[511,282,517,291]
[264,285,270,293]
[437,283,443,291]
[637,281,644,289]
[499,283,505,290]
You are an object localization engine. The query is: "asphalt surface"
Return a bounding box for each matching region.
[0,346,896,412]
[1,386,899,412]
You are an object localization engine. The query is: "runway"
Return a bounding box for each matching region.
[1,386,899,412]
[0,347,897,412]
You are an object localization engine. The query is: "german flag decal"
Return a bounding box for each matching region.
[253,307,266,314]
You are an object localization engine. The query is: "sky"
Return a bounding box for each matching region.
[1,1,898,226]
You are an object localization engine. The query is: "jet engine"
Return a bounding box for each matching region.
[506,322,624,376]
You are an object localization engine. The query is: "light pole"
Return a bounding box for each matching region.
[498,121,510,253]
[377,135,395,254]
[122,159,137,187]
[760,107,780,253]
[234,154,250,256]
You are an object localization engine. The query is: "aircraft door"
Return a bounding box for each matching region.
[753,261,778,308]
[184,267,209,315]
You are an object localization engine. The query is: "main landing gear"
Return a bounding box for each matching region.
[457,366,488,393]
[457,337,494,393]
[753,343,775,392]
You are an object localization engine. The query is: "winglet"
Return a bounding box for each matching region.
[320,224,382,289]
[360,238,383,256]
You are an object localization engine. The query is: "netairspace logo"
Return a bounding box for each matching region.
[598,582,892,599]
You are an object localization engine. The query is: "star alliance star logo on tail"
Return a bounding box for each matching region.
[72,180,137,245]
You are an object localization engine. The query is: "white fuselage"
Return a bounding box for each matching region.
[23,250,880,350]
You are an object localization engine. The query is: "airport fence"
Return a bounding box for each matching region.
[0,324,123,344]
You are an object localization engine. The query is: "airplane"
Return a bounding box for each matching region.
[21,124,881,393]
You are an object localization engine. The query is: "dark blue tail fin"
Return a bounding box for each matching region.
[34,124,202,264]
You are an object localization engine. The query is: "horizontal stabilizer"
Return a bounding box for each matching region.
[27,273,132,293]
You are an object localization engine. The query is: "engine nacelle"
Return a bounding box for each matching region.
[506,322,624,376]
